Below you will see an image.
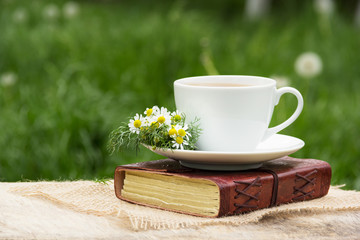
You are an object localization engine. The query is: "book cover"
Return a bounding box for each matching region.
[114,156,331,217]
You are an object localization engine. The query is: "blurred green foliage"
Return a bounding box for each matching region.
[0,0,359,189]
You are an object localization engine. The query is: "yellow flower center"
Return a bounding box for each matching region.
[146,108,153,116]
[178,129,186,137]
[157,116,165,124]
[176,136,183,144]
[174,114,181,122]
[168,128,177,136]
[133,120,141,128]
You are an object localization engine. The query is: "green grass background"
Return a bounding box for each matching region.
[0,0,359,189]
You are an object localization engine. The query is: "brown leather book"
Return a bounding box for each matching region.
[114,156,331,218]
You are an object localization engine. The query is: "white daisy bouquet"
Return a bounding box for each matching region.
[108,106,201,153]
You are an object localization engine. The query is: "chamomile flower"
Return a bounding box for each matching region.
[128,113,143,134]
[172,136,189,150]
[154,107,172,126]
[141,107,154,127]
[146,117,160,128]
[171,110,182,123]
[141,116,152,128]
[168,126,177,137]
[144,107,154,117]
[152,106,160,115]
[174,123,191,140]
[109,106,201,153]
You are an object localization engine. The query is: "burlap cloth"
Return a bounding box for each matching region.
[1,180,360,239]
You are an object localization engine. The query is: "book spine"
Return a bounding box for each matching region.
[217,164,331,217]
[278,165,331,204]
[216,172,274,217]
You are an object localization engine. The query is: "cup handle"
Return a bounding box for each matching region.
[262,87,303,141]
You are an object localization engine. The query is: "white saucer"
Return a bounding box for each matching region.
[144,134,304,171]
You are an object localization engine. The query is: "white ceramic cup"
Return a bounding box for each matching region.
[174,75,303,152]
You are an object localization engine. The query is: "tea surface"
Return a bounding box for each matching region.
[185,82,252,87]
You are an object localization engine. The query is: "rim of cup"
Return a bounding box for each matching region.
[174,75,276,89]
